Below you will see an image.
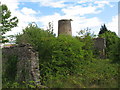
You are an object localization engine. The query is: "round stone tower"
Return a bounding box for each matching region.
[58,19,72,36]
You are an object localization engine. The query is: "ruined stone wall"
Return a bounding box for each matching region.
[2,44,41,86]
[93,38,106,58]
[93,38,106,50]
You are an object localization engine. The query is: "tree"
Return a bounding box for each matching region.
[0,4,18,35]
[0,4,18,43]
[110,38,120,63]
[47,22,56,36]
[76,28,95,60]
[16,23,55,45]
[99,24,108,35]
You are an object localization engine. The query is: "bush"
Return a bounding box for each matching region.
[43,59,118,88]
[39,35,85,83]
[16,23,54,47]
[110,38,120,63]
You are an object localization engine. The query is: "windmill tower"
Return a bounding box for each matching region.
[58,19,72,36]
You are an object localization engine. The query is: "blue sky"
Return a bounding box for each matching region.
[1,0,119,36]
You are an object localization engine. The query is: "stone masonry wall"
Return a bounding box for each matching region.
[93,38,106,58]
[2,44,41,86]
[93,38,106,50]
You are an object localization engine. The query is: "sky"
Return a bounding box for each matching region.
[1,0,119,36]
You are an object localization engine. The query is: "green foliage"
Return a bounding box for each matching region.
[47,22,55,36]
[1,36,9,43]
[76,28,95,60]
[2,81,45,88]
[99,24,108,35]
[0,4,18,43]
[40,35,85,82]
[0,4,18,35]
[77,27,96,38]
[3,58,118,88]
[44,59,118,88]
[98,25,120,63]
[110,38,120,63]
[2,55,18,83]
[16,23,54,45]
[99,31,119,59]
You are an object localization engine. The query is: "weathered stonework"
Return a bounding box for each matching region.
[93,38,106,50]
[93,38,106,58]
[2,44,41,86]
[58,19,72,36]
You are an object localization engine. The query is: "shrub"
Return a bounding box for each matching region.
[39,35,85,83]
[43,59,118,88]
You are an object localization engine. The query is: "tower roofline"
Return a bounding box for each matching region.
[59,19,73,21]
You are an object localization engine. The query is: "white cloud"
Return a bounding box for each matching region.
[77,1,87,4]
[62,5,101,16]
[1,0,19,13]
[40,0,66,8]
[94,1,115,8]
[79,17,103,28]
[71,17,103,36]
[107,15,118,35]
[45,0,114,9]
[29,0,66,8]
[4,9,38,36]
[94,1,109,5]
[37,13,62,35]
[21,7,37,15]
